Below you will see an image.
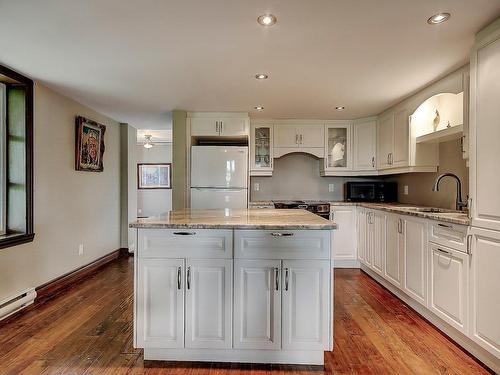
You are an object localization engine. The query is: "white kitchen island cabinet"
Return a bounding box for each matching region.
[130,209,335,366]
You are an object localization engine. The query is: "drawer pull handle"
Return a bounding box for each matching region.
[173,232,196,236]
[275,267,279,291]
[270,232,294,237]
[187,267,191,290]
[466,234,472,255]
[177,266,182,290]
[437,223,452,229]
[285,268,289,291]
[437,248,452,256]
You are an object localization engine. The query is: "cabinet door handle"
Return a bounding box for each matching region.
[372,156,375,168]
[216,121,219,133]
[295,134,299,145]
[177,266,182,290]
[436,248,452,256]
[220,121,223,134]
[270,232,294,237]
[275,267,279,291]
[397,218,402,234]
[387,154,390,165]
[466,234,472,255]
[173,232,196,236]
[437,223,452,229]
[187,266,191,290]
[284,268,289,291]
[299,134,303,144]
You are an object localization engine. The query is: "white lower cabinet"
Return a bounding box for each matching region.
[233,260,281,350]
[469,227,500,358]
[136,258,185,349]
[428,243,468,334]
[370,210,386,276]
[282,260,330,351]
[402,217,428,306]
[357,208,368,265]
[330,206,357,264]
[185,259,232,349]
[384,214,404,288]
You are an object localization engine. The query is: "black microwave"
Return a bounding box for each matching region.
[344,181,398,202]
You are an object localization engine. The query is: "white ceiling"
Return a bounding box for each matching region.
[1,1,499,129]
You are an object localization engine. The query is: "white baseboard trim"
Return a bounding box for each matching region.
[144,348,325,365]
[333,259,360,268]
[361,265,499,374]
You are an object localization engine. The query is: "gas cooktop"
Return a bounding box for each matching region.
[272,201,330,219]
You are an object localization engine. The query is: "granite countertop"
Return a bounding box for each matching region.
[130,209,337,230]
[249,201,470,226]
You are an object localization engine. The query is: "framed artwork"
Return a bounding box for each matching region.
[75,116,106,172]
[138,163,171,189]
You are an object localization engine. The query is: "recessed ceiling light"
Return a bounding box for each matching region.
[427,13,451,25]
[254,106,264,111]
[255,73,268,80]
[257,14,277,26]
[335,106,345,111]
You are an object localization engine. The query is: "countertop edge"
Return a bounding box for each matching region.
[129,223,337,230]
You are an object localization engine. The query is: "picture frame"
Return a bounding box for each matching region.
[75,116,106,172]
[137,163,172,189]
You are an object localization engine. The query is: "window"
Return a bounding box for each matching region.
[0,64,34,249]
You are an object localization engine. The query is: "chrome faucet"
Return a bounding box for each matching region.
[432,173,468,211]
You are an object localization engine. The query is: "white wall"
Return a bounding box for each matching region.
[136,144,172,217]
[0,83,122,302]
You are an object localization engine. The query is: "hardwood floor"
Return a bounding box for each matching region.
[0,256,491,375]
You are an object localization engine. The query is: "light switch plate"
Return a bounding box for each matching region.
[404,185,409,195]
[328,184,335,192]
[254,182,260,191]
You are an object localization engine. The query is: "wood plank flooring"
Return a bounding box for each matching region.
[0,256,491,375]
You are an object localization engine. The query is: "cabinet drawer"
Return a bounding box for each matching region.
[138,229,232,259]
[429,221,468,252]
[234,230,330,260]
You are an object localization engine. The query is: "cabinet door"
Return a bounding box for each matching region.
[357,209,368,265]
[250,124,273,175]
[384,214,404,288]
[325,124,352,170]
[298,124,324,148]
[365,212,374,267]
[428,243,468,334]
[469,228,500,357]
[377,114,394,169]
[282,260,330,351]
[274,124,298,148]
[219,118,249,136]
[330,206,357,261]
[353,120,376,170]
[371,210,386,276]
[136,258,184,349]
[393,109,410,167]
[403,217,428,306]
[185,259,232,349]
[234,260,281,349]
[470,33,500,231]
[190,117,219,136]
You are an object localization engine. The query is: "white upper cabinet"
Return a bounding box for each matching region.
[185,259,232,349]
[353,119,376,171]
[189,113,249,137]
[250,123,273,176]
[377,114,394,169]
[323,123,352,173]
[281,259,330,351]
[273,123,324,158]
[233,260,281,350]
[470,22,500,231]
[393,109,410,167]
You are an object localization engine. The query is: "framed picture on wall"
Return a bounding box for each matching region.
[138,163,171,189]
[75,116,106,172]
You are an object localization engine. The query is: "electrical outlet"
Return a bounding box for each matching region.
[78,244,84,256]
[254,182,260,191]
[138,208,142,214]
[328,184,335,192]
[404,185,409,195]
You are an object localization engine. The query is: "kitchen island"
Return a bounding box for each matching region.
[130,209,336,365]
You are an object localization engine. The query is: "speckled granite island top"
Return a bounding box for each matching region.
[130,209,337,230]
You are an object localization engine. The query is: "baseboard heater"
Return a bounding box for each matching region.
[0,288,37,321]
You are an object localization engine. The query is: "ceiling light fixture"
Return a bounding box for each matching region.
[427,13,451,25]
[255,73,268,80]
[143,135,154,149]
[254,106,264,111]
[257,14,277,27]
[335,106,345,111]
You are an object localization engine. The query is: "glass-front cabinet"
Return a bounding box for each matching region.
[323,123,352,173]
[250,123,273,176]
